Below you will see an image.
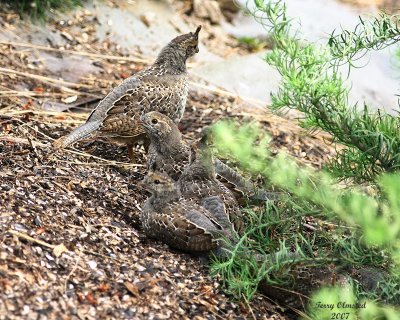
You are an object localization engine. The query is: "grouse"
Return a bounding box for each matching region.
[53,26,201,158]
[178,137,243,231]
[141,171,234,255]
[140,111,274,202]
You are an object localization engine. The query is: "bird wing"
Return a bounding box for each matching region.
[200,196,232,229]
[180,178,243,233]
[157,199,226,252]
[88,74,185,138]
[87,75,141,122]
[138,75,187,121]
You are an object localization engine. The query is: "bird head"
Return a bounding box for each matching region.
[187,138,215,180]
[141,171,177,194]
[189,127,214,165]
[171,25,201,59]
[140,111,176,139]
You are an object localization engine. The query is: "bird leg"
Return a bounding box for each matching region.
[127,144,135,161]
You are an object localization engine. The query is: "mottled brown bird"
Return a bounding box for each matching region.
[141,171,234,255]
[140,111,274,202]
[141,111,189,180]
[53,26,201,157]
[178,137,243,231]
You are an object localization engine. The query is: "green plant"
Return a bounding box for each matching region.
[211,122,400,317]
[0,0,83,20]
[251,0,400,183]
[210,4,400,318]
[237,36,269,51]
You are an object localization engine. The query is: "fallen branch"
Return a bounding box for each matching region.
[0,108,88,120]
[0,90,72,97]
[0,135,46,147]
[0,67,95,90]
[8,229,55,249]
[7,229,68,257]
[0,135,145,167]
[0,40,151,64]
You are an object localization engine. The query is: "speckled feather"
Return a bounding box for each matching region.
[53,26,200,149]
[141,111,266,205]
[142,198,225,252]
[141,171,232,253]
[178,139,243,232]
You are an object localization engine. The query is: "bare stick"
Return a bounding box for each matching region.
[0,135,46,147]
[0,40,151,63]
[0,109,88,120]
[8,229,56,249]
[0,67,94,89]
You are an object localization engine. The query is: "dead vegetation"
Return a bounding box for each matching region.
[0,2,340,319]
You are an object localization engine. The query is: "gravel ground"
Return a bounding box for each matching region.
[0,90,337,319]
[0,2,339,319]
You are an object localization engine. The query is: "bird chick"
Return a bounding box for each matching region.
[178,137,243,232]
[141,171,234,254]
[141,111,276,203]
[140,111,189,180]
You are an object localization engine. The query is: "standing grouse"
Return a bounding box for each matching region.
[53,26,201,158]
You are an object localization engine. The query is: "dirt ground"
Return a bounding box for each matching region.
[0,1,339,319]
[340,0,399,12]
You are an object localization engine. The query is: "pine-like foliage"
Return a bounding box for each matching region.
[210,1,400,318]
[211,122,400,318]
[253,0,400,182]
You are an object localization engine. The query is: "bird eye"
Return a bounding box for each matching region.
[151,118,158,124]
[154,179,160,184]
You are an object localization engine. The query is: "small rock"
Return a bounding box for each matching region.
[1,184,11,191]
[88,260,97,270]
[193,0,225,25]
[34,216,42,226]
[13,224,28,232]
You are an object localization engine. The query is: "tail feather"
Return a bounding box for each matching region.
[53,120,101,149]
[214,158,280,201]
[214,158,252,190]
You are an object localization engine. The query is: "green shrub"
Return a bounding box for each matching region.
[254,0,400,183]
[211,122,400,317]
[237,36,269,51]
[211,1,400,318]
[1,0,83,19]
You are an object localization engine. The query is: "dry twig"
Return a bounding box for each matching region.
[0,40,151,63]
